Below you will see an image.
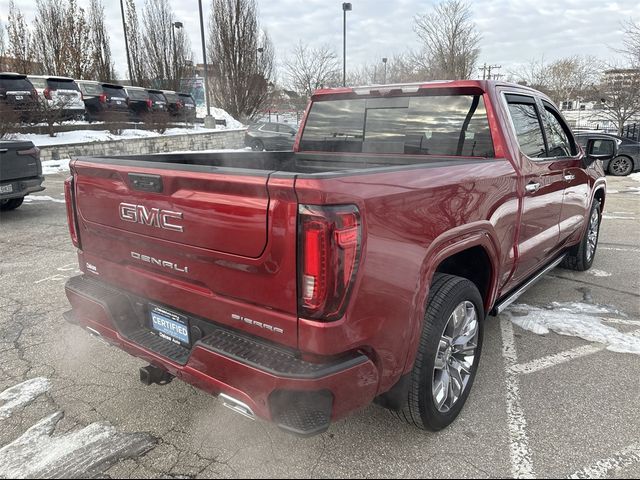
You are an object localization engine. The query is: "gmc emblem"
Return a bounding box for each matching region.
[119,203,184,232]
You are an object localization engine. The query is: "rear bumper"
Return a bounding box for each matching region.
[0,176,45,199]
[64,275,379,436]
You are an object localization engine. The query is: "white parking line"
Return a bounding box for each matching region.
[567,443,640,479]
[509,344,604,375]
[500,319,536,479]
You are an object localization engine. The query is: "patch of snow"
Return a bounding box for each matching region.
[505,302,640,355]
[606,189,619,193]
[587,269,612,277]
[629,172,640,183]
[0,411,156,478]
[42,158,70,175]
[23,195,66,204]
[164,147,251,154]
[627,186,640,195]
[603,214,636,220]
[0,378,51,420]
[196,105,245,130]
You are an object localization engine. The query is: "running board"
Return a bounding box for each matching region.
[490,254,566,316]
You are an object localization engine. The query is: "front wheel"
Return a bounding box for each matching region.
[396,273,484,431]
[608,156,633,176]
[251,140,265,151]
[561,199,601,271]
[0,197,24,211]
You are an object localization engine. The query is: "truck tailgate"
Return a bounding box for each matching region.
[72,159,299,348]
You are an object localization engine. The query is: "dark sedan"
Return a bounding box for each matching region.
[0,140,44,211]
[575,132,640,176]
[244,122,298,151]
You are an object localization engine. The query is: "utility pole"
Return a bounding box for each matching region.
[342,3,352,87]
[198,0,212,123]
[487,64,502,80]
[119,0,134,83]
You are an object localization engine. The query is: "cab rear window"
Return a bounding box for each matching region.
[299,94,494,157]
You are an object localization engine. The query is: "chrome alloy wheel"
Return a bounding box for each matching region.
[432,301,479,413]
[610,156,633,176]
[586,207,600,262]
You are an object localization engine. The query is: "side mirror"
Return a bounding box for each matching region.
[584,138,617,166]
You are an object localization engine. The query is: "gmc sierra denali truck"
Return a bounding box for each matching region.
[63,80,612,436]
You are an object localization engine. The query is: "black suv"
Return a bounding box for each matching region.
[146,89,168,114]
[0,73,38,122]
[575,132,639,176]
[177,93,197,123]
[77,81,129,121]
[244,122,298,151]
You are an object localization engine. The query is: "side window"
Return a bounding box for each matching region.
[262,123,278,133]
[543,103,575,157]
[506,96,546,158]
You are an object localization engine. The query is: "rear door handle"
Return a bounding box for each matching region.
[525,182,541,193]
[564,173,576,182]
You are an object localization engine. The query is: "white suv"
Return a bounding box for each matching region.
[28,75,86,121]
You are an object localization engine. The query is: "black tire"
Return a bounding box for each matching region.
[561,199,601,271]
[251,140,265,151]
[608,156,633,176]
[396,273,484,431]
[0,197,24,211]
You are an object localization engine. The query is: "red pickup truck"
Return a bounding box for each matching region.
[64,80,612,436]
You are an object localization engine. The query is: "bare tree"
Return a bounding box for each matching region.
[33,0,66,75]
[64,0,92,79]
[141,0,193,91]
[6,0,36,74]
[414,0,481,79]
[88,0,114,81]
[594,68,640,135]
[619,20,640,67]
[125,0,147,86]
[208,0,275,120]
[283,42,339,97]
[0,20,6,61]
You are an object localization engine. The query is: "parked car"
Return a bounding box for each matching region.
[0,72,38,122]
[575,132,639,176]
[0,140,44,211]
[244,122,298,151]
[63,80,610,436]
[28,75,85,121]
[146,89,169,114]
[176,93,197,122]
[161,90,182,118]
[77,81,129,121]
[125,86,154,120]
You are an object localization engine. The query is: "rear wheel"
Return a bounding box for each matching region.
[608,156,633,176]
[561,199,601,271]
[0,197,24,211]
[251,140,265,151]
[397,273,484,431]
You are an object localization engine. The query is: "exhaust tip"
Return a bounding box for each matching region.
[219,393,255,420]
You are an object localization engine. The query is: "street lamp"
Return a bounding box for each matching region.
[382,57,388,84]
[342,2,352,87]
[171,21,183,89]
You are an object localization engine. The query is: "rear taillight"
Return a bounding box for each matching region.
[43,87,53,100]
[177,101,183,109]
[17,146,40,158]
[32,89,38,99]
[146,99,153,109]
[298,204,361,321]
[99,93,107,103]
[64,176,81,249]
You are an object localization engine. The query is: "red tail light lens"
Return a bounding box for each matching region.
[298,204,361,321]
[99,93,107,103]
[43,87,52,100]
[64,176,81,249]
[17,146,40,158]
[146,99,153,109]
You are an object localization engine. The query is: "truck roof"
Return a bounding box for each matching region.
[311,79,541,99]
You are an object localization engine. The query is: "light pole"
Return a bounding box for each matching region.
[342,2,352,87]
[198,0,213,124]
[119,0,134,83]
[171,21,183,90]
[382,57,388,84]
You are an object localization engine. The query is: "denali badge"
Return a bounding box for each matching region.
[231,314,284,334]
[131,251,189,273]
[119,203,184,232]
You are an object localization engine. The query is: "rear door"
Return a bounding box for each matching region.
[504,93,565,283]
[0,141,40,182]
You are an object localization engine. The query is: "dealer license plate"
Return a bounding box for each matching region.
[149,304,190,346]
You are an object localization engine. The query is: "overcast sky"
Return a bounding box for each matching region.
[0,0,638,82]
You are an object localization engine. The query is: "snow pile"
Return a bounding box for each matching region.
[587,269,612,277]
[505,302,640,355]
[41,158,70,175]
[196,105,245,129]
[23,195,66,204]
[0,377,51,420]
[629,172,640,183]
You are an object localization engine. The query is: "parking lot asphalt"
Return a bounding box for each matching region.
[0,172,639,479]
